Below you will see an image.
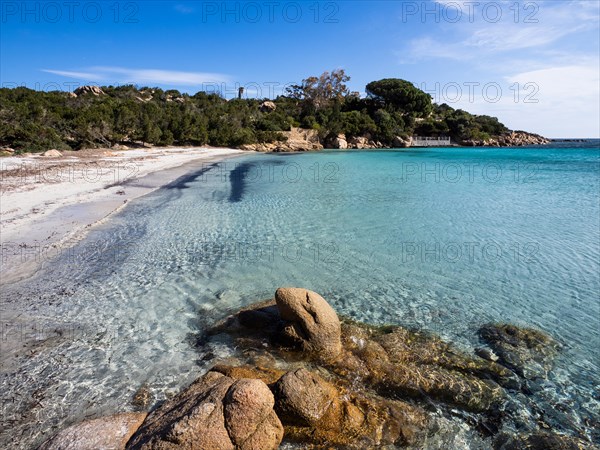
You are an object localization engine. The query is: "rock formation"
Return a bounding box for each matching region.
[275,287,342,358]
[73,85,105,97]
[259,101,277,113]
[347,136,383,149]
[126,372,283,450]
[42,149,62,157]
[462,131,550,147]
[393,135,413,148]
[239,127,323,152]
[331,134,348,149]
[39,288,592,449]
[237,129,548,152]
[272,367,427,447]
[38,413,147,450]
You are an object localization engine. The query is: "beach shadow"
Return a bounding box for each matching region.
[163,164,218,191]
[228,160,285,203]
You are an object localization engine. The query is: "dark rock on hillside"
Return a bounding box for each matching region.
[259,101,277,112]
[74,85,105,97]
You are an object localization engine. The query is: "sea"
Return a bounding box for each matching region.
[1,141,599,448]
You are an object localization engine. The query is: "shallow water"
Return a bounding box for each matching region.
[1,143,599,448]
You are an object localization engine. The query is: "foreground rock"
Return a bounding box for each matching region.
[272,367,427,448]
[275,287,342,359]
[479,323,561,379]
[50,288,580,449]
[209,293,513,414]
[126,372,283,450]
[39,413,147,450]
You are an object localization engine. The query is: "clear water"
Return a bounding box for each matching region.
[1,143,599,448]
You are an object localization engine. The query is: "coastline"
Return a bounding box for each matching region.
[0,147,244,285]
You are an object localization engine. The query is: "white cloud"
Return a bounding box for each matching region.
[443,62,600,137]
[42,67,231,86]
[503,64,600,137]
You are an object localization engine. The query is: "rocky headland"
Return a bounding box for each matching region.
[38,288,595,450]
[237,128,549,152]
[461,131,551,147]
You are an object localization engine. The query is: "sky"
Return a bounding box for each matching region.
[1,0,599,137]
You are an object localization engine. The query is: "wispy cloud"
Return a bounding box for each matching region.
[404,0,599,61]
[43,69,104,81]
[42,66,231,86]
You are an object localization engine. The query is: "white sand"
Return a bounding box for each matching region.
[0,147,243,284]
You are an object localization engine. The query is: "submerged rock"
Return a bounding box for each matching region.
[132,383,154,411]
[479,324,561,379]
[38,293,582,450]
[126,371,283,450]
[194,288,571,448]
[494,431,597,450]
[272,367,427,448]
[331,321,512,412]
[39,412,147,450]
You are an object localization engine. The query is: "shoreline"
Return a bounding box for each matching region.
[0,147,244,286]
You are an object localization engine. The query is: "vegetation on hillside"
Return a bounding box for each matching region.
[0,70,509,152]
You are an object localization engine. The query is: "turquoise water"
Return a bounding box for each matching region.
[1,144,599,448]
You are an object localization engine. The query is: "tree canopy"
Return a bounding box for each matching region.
[0,72,509,152]
[365,78,433,117]
[286,69,351,109]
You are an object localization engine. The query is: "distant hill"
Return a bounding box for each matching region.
[0,72,548,153]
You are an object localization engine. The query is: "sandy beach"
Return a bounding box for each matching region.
[0,147,243,285]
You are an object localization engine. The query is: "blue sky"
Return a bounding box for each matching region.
[1,0,599,137]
